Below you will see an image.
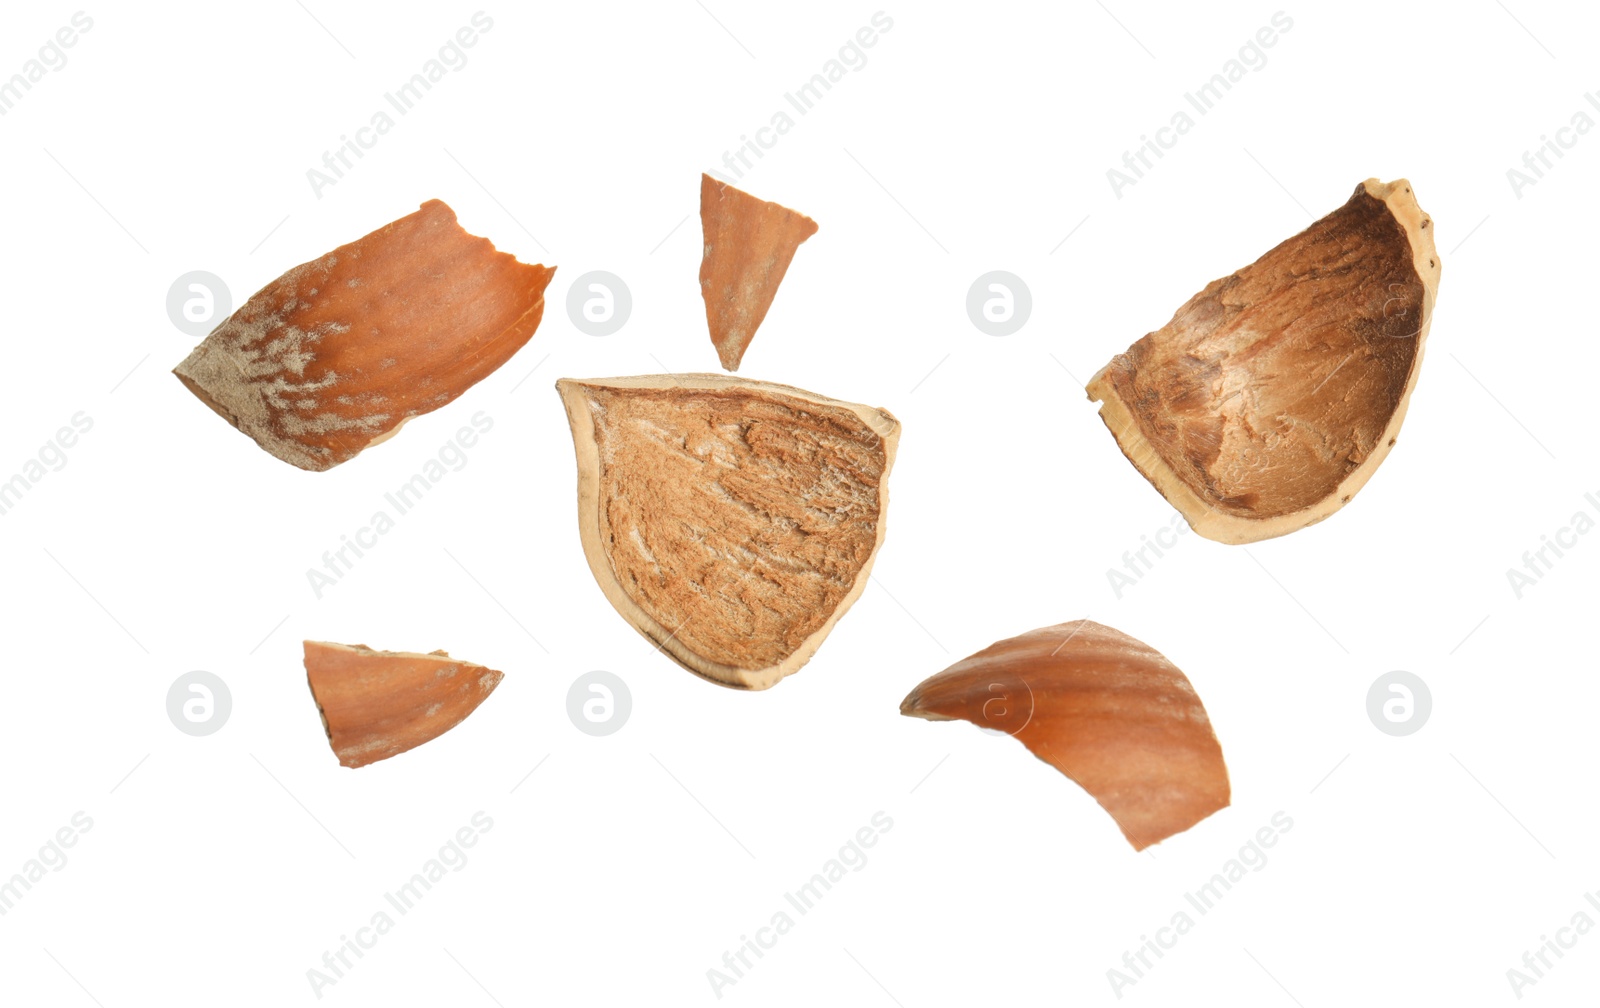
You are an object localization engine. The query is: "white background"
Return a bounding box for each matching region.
[1,1,1596,1004]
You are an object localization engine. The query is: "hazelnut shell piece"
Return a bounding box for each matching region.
[698,174,818,371]
[900,620,1230,850]
[174,199,555,471]
[556,373,898,690]
[1087,179,1439,544]
[303,640,504,769]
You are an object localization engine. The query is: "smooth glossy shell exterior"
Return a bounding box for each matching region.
[699,174,818,371]
[304,641,504,768]
[901,620,1229,850]
[175,200,555,471]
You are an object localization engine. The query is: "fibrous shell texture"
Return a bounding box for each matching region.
[900,620,1229,850]
[303,640,504,768]
[699,174,818,371]
[557,373,898,690]
[1087,179,1439,544]
[175,199,555,471]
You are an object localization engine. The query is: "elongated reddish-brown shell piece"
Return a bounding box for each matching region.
[304,641,504,769]
[175,199,555,471]
[900,620,1229,850]
[699,174,818,371]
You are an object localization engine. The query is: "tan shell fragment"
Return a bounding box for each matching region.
[174,199,555,471]
[699,174,818,371]
[900,620,1229,850]
[1087,179,1440,544]
[303,640,504,768]
[556,373,899,690]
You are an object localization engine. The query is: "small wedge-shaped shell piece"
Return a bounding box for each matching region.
[303,640,504,768]
[900,620,1229,850]
[699,174,818,371]
[175,200,555,471]
[557,374,899,690]
[1087,179,1439,544]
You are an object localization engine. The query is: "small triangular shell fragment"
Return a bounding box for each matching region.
[557,374,899,690]
[900,620,1229,850]
[174,199,555,471]
[699,174,818,371]
[1086,179,1440,544]
[304,641,504,768]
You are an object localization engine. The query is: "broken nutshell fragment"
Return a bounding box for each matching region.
[900,620,1229,850]
[304,640,504,769]
[556,373,899,690]
[699,174,818,371]
[174,200,555,471]
[1086,178,1440,544]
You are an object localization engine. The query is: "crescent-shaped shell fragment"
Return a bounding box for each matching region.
[900,620,1229,850]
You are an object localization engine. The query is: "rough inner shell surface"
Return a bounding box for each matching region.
[558,373,898,691]
[1087,179,1439,544]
